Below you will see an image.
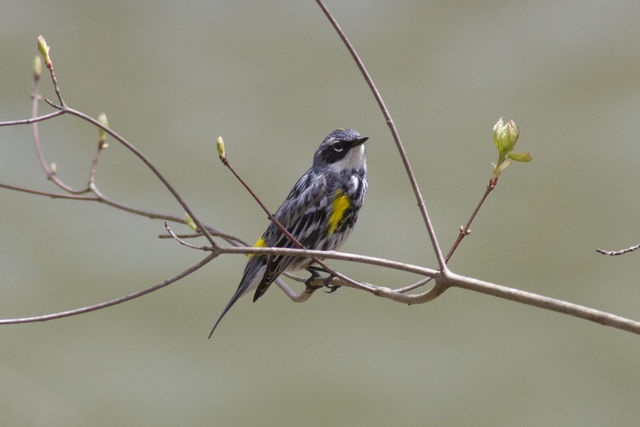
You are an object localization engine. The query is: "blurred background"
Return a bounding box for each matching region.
[1,1,640,425]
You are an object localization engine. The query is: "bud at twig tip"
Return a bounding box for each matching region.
[493,117,519,156]
[97,112,109,146]
[216,136,226,161]
[37,35,52,68]
[97,112,109,127]
[33,56,42,78]
[50,162,57,174]
[490,116,531,182]
[184,213,198,232]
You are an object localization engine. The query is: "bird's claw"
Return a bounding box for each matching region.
[304,266,340,294]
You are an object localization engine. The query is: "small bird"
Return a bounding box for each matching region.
[209,128,368,337]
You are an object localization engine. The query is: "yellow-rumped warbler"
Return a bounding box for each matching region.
[209,128,368,337]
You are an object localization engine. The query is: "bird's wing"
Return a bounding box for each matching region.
[253,171,328,300]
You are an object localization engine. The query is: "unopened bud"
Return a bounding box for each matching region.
[216,136,226,161]
[33,56,42,78]
[37,35,52,68]
[50,162,57,174]
[493,117,519,155]
[184,213,198,232]
[97,112,109,146]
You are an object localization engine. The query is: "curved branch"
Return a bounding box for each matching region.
[164,221,212,251]
[30,77,86,194]
[315,0,446,270]
[0,181,242,247]
[0,183,97,200]
[596,244,640,256]
[0,254,217,324]
[0,110,64,126]
[38,103,219,250]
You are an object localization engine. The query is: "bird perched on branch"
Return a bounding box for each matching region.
[209,128,369,338]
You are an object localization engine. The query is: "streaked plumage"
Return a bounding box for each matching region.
[209,128,368,337]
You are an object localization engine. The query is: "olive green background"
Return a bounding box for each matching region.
[1,1,640,426]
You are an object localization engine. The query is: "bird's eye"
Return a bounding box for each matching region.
[333,142,345,152]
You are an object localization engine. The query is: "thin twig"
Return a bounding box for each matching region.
[445,182,495,262]
[86,183,242,245]
[394,276,433,294]
[596,244,640,256]
[43,54,65,107]
[0,178,241,247]
[0,254,217,324]
[30,72,87,194]
[89,141,104,185]
[0,110,64,127]
[397,182,496,293]
[164,222,212,251]
[315,0,447,271]
[158,233,203,240]
[60,106,219,250]
[0,183,97,200]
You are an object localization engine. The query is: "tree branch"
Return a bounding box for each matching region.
[0,110,64,126]
[596,244,640,256]
[315,0,447,271]
[0,254,217,324]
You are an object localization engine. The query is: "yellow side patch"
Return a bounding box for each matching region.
[249,237,266,258]
[328,190,351,235]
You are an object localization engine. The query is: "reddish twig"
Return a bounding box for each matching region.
[445,182,495,262]
[396,182,496,293]
[89,141,105,185]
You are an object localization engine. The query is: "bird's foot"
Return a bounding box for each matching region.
[323,276,341,294]
[304,266,340,294]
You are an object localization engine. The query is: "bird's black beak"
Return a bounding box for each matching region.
[351,136,368,147]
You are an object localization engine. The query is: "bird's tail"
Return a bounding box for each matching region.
[208,260,265,339]
[208,284,246,339]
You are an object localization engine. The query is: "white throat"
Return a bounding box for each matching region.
[330,144,366,172]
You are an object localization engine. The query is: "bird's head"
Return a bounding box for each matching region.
[313,128,368,171]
